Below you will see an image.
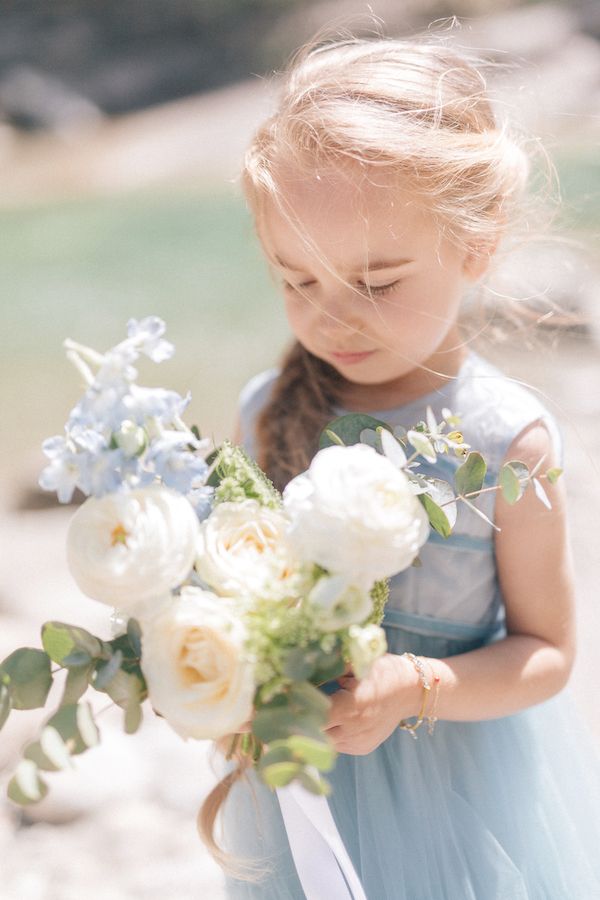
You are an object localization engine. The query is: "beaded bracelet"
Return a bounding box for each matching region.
[398,652,432,740]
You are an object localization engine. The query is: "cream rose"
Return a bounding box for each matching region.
[66,485,199,613]
[308,575,373,631]
[347,624,388,678]
[140,587,255,740]
[195,499,300,601]
[283,444,430,588]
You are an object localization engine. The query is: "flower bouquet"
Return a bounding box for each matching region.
[0,318,562,808]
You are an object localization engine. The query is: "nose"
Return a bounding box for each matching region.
[314,287,364,338]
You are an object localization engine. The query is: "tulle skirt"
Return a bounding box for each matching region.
[219,620,600,899]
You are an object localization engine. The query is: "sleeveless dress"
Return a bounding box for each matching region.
[218,350,600,899]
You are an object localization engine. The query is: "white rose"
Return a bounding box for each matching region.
[66,485,199,613]
[283,444,429,588]
[196,500,300,601]
[347,624,387,678]
[308,575,373,631]
[140,587,255,740]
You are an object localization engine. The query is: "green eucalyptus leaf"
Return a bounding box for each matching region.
[260,761,302,789]
[24,738,61,772]
[42,622,103,666]
[546,467,563,484]
[102,668,146,709]
[312,654,346,686]
[423,478,457,529]
[380,429,408,468]
[288,681,331,720]
[407,430,437,463]
[39,726,74,771]
[419,494,451,539]
[7,760,48,805]
[0,682,12,731]
[500,464,523,505]
[93,650,124,691]
[45,702,99,755]
[455,452,487,496]
[276,735,336,771]
[282,648,317,681]
[0,648,52,710]
[124,702,143,735]
[319,414,391,450]
[533,477,552,510]
[126,619,142,658]
[257,744,296,772]
[61,664,93,706]
[297,766,331,795]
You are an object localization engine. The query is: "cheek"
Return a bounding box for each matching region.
[284,295,313,338]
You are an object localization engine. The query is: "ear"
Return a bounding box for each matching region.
[462,241,497,282]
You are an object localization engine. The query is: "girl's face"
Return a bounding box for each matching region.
[259,162,488,408]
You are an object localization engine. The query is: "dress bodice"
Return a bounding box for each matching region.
[237,351,562,657]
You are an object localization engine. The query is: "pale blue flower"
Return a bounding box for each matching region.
[187,485,214,522]
[126,317,174,363]
[149,445,208,494]
[39,454,82,503]
[78,448,128,498]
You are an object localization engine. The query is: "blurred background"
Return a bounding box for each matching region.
[0,1,599,897]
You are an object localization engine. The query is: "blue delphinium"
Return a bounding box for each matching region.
[39,317,212,517]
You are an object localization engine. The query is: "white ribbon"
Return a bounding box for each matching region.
[277,783,367,900]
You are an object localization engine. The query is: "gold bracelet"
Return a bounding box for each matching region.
[398,653,432,740]
[424,659,441,736]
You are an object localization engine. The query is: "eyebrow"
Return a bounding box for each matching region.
[274,254,414,273]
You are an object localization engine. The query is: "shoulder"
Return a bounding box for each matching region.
[455,353,563,472]
[237,368,280,457]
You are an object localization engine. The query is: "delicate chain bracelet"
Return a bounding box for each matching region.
[398,653,442,739]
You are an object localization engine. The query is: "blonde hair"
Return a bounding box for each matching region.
[200,30,541,874]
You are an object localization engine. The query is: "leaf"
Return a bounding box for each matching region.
[7,760,48,805]
[500,464,523,505]
[126,619,142,658]
[92,650,124,691]
[124,702,143,735]
[101,668,146,709]
[323,429,345,447]
[455,452,487,496]
[359,428,378,449]
[282,648,317,681]
[271,735,336,771]
[423,478,457,529]
[380,428,407,468]
[24,739,61,772]
[61,664,93,706]
[0,648,52,710]
[288,681,332,720]
[533,478,552,510]
[45,702,99,755]
[407,430,436,463]
[260,761,302,789]
[425,406,438,434]
[40,726,74,770]
[0,682,11,731]
[319,414,391,450]
[546,467,563,484]
[42,622,104,667]
[297,766,331,796]
[419,494,451,539]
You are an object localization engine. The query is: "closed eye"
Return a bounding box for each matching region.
[282,279,402,297]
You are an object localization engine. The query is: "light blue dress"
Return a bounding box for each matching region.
[220,351,600,899]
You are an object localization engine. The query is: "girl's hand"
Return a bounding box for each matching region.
[324,653,422,755]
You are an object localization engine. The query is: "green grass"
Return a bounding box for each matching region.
[0,187,290,476]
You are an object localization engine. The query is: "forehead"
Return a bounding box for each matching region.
[258,161,439,271]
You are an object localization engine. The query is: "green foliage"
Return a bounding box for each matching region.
[45,702,100,755]
[407,430,437,463]
[0,648,53,710]
[41,622,105,667]
[61,663,94,706]
[367,579,389,626]
[546,467,563,484]
[319,414,391,450]
[210,440,281,508]
[7,760,49,806]
[500,462,525,504]
[419,494,452,539]
[0,682,12,731]
[455,452,487,496]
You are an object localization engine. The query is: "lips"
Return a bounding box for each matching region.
[330,350,375,364]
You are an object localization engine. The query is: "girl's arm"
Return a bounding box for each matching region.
[427,418,576,721]
[325,419,577,753]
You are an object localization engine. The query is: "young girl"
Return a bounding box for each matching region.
[209,34,600,899]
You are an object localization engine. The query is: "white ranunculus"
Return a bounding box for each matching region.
[195,500,301,601]
[283,444,430,588]
[347,624,387,678]
[140,587,255,740]
[66,485,199,613]
[308,575,373,631]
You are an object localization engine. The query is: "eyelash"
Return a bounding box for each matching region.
[283,279,402,297]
